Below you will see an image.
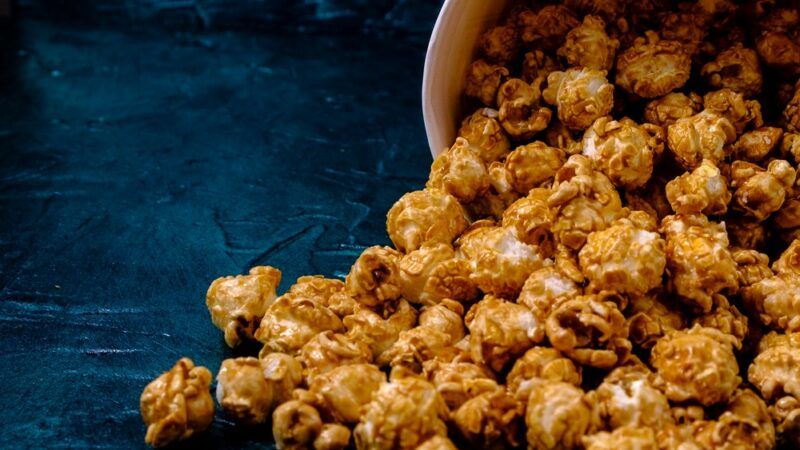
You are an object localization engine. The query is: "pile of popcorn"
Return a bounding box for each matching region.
[140,0,800,448]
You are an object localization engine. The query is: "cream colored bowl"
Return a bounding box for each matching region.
[422,0,510,158]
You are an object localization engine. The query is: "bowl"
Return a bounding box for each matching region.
[421,0,510,158]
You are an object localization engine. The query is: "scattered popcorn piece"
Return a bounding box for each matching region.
[785,83,800,132]
[422,359,497,411]
[465,60,509,107]
[427,137,489,203]
[506,346,581,401]
[734,127,783,163]
[665,159,731,215]
[457,108,511,163]
[730,159,796,221]
[704,88,763,135]
[343,300,418,362]
[517,265,581,322]
[452,384,523,447]
[701,44,762,97]
[582,426,659,450]
[626,291,686,349]
[386,189,468,253]
[396,243,476,306]
[521,50,561,85]
[259,352,303,406]
[667,110,736,170]
[479,24,519,64]
[543,68,614,131]
[272,400,323,450]
[216,357,274,425]
[557,15,619,71]
[525,381,601,449]
[313,424,351,450]
[497,78,553,140]
[643,92,703,128]
[206,266,281,348]
[414,435,457,450]
[615,31,691,98]
[140,358,214,448]
[519,5,579,50]
[255,293,343,354]
[596,364,672,429]
[308,363,386,424]
[505,141,566,194]
[298,331,372,384]
[741,273,800,333]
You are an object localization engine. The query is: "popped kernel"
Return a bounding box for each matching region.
[525,381,601,450]
[623,175,673,221]
[521,50,561,85]
[703,88,764,135]
[353,375,449,450]
[313,424,351,450]
[506,346,581,401]
[756,31,800,74]
[557,15,619,71]
[140,358,214,448]
[456,225,548,298]
[732,248,774,287]
[255,293,343,354]
[542,68,614,131]
[626,291,686,349]
[582,426,659,450]
[519,5,579,50]
[206,265,281,348]
[497,78,552,140]
[272,400,323,450]
[298,331,372,384]
[545,293,631,368]
[452,385,523,447]
[548,154,626,250]
[427,137,489,203]
[699,388,776,450]
[666,110,736,170]
[580,116,663,189]
[259,352,303,406]
[658,9,708,56]
[501,188,556,256]
[216,357,274,425]
[517,266,581,322]
[464,60,509,107]
[691,294,748,349]
[308,363,386,424]
[643,92,703,128]
[741,274,800,332]
[386,189,468,253]
[651,325,741,405]
[730,159,796,221]
[701,44,763,97]
[287,275,344,307]
[661,214,739,313]
[774,239,800,276]
[478,24,519,64]
[397,243,476,306]
[343,300,418,362]
[596,365,673,428]
[422,359,497,410]
[615,31,692,98]
[457,108,510,163]
[733,127,783,163]
[465,295,545,372]
[578,212,666,295]
[665,159,731,215]
[505,141,566,194]
[543,119,582,155]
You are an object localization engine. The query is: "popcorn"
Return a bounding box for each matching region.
[422,359,496,410]
[665,159,731,215]
[525,381,601,449]
[206,265,281,348]
[519,5,579,51]
[667,110,736,170]
[734,127,783,163]
[465,295,545,371]
[255,293,343,355]
[517,266,581,321]
[701,44,763,97]
[287,275,344,307]
[596,365,672,428]
[557,15,619,71]
[396,243,476,306]
[730,159,796,221]
[542,68,614,131]
[501,190,556,258]
[272,400,322,450]
[578,212,666,295]
[216,357,274,425]
[756,31,800,74]
[465,60,508,107]
[741,273,800,333]
[353,375,449,450]
[140,358,214,448]
[457,108,510,163]
[478,24,519,64]
[521,50,561,85]
[427,138,489,203]
[786,84,800,132]
[774,239,800,276]
[505,141,566,193]
[615,31,692,98]
[651,326,741,405]
[506,346,581,401]
[748,332,800,445]
[691,294,748,349]
[343,300,418,362]
[582,426,659,450]
[298,331,372,384]
[313,424,351,450]
[452,385,523,447]
[308,363,386,424]
[643,92,703,128]
[259,352,303,406]
[415,435,457,450]
[386,189,468,253]
[497,78,553,140]
[626,291,686,349]
[704,88,763,135]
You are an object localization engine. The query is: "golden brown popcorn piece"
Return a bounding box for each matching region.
[456,225,548,299]
[287,275,344,306]
[730,159,797,221]
[308,363,385,424]
[215,357,273,425]
[501,191,556,262]
[582,116,664,189]
[463,162,522,221]
[505,141,566,193]
[343,299,417,363]
[742,273,800,332]
[521,50,561,85]
[478,24,519,64]
[786,83,800,132]
[781,132,800,165]
[519,5,579,51]
[353,375,449,450]
[643,92,703,128]
[701,44,762,97]
[426,137,488,203]
[544,119,582,155]
[298,331,372,384]
[517,266,581,322]
[626,291,685,349]
[422,359,496,411]
[774,239,800,276]
[414,435,457,450]
[615,31,691,98]
[732,248,773,288]
[596,365,672,429]
[651,325,741,405]
[457,108,510,163]
[661,214,739,312]
[658,9,708,56]
[259,352,303,406]
[452,385,523,447]
[206,265,281,348]
[557,15,619,70]
[578,212,666,295]
[396,243,476,306]
[465,295,544,372]
[497,78,553,140]
[542,68,614,131]
[699,388,776,450]
[525,381,601,450]
[464,60,508,107]
[749,331,800,400]
[692,295,748,349]
[255,293,343,354]
[665,159,731,215]
[703,88,763,135]
[756,31,800,74]
[545,293,631,368]
[506,346,581,401]
[548,154,626,250]
[386,189,468,254]
[774,197,800,243]
[313,424,351,450]
[733,126,783,163]
[666,110,736,170]
[272,400,323,450]
[582,426,659,450]
[140,358,214,448]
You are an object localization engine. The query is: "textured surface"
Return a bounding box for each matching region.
[0,7,437,447]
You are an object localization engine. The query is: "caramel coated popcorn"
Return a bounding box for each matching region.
[596,365,672,428]
[465,60,509,107]
[386,189,468,254]
[643,92,703,127]
[506,346,581,400]
[582,426,659,450]
[427,138,489,203]
[730,159,797,221]
[667,110,736,170]
[497,78,553,140]
[298,331,372,383]
[557,15,619,70]
[615,31,691,98]
[665,159,731,216]
[452,385,523,447]
[255,293,343,354]
[525,381,601,449]
[272,400,323,450]
[216,357,274,425]
[701,44,763,96]
[457,108,510,163]
[505,141,566,193]
[140,358,214,447]
[396,243,476,306]
[308,363,385,424]
[542,68,614,131]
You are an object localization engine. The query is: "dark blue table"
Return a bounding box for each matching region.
[0,2,438,446]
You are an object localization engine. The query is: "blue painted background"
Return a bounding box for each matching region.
[0,1,440,447]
